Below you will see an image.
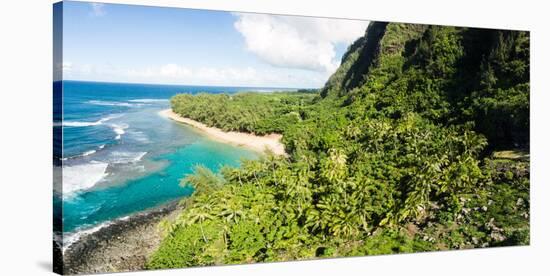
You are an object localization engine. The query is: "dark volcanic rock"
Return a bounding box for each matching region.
[62,201,182,274]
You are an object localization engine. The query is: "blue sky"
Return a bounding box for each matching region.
[61,1,369,88]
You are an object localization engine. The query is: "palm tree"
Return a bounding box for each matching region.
[218,197,245,224]
[186,203,215,243]
[183,166,225,195]
[321,148,348,182]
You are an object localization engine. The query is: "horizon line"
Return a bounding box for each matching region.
[58,79,320,90]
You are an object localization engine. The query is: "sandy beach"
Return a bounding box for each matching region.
[57,109,287,274]
[159,109,286,156]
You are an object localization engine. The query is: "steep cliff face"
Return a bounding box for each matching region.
[152,22,531,267]
[322,22,529,148]
[321,22,388,97]
[322,22,427,97]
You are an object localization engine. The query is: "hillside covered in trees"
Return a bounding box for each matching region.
[148,22,530,268]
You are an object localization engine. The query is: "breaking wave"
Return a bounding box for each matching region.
[60,115,119,127]
[62,161,109,198]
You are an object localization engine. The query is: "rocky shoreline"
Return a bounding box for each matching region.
[60,200,183,274]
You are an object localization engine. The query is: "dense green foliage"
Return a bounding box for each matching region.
[148,22,529,269]
[171,92,318,135]
[326,23,530,148]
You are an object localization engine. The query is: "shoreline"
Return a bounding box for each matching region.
[159,109,286,156]
[60,201,182,274]
[58,108,286,274]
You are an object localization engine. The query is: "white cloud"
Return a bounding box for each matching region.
[63,63,322,88]
[234,13,369,74]
[125,64,300,87]
[61,62,72,73]
[89,3,106,17]
[159,64,192,77]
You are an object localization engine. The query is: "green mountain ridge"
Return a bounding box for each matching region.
[324,22,529,148]
[148,21,530,268]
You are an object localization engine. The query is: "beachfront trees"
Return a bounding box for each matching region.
[182,165,225,195]
[147,22,530,268]
[171,92,317,135]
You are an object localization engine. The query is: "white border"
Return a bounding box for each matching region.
[0,0,548,275]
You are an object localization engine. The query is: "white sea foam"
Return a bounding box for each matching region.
[87,100,144,107]
[61,144,107,160]
[81,149,96,157]
[62,221,113,252]
[62,161,109,197]
[109,151,147,164]
[61,214,135,252]
[63,121,102,127]
[128,98,169,103]
[62,116,114,127]
[129,130,150,143]
[110,123,129,140]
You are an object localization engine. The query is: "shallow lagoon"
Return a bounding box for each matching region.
[55,81,261,241]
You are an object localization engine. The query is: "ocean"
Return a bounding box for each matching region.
[53,80,289,247]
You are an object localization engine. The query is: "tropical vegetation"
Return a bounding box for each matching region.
[147,22,529,269]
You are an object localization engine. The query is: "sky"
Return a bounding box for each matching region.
[60,1,370,88]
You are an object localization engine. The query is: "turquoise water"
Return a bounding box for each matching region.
[61,139,257,233]
[53,81,278,239]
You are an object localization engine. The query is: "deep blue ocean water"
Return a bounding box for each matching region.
[53,81,288,245]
